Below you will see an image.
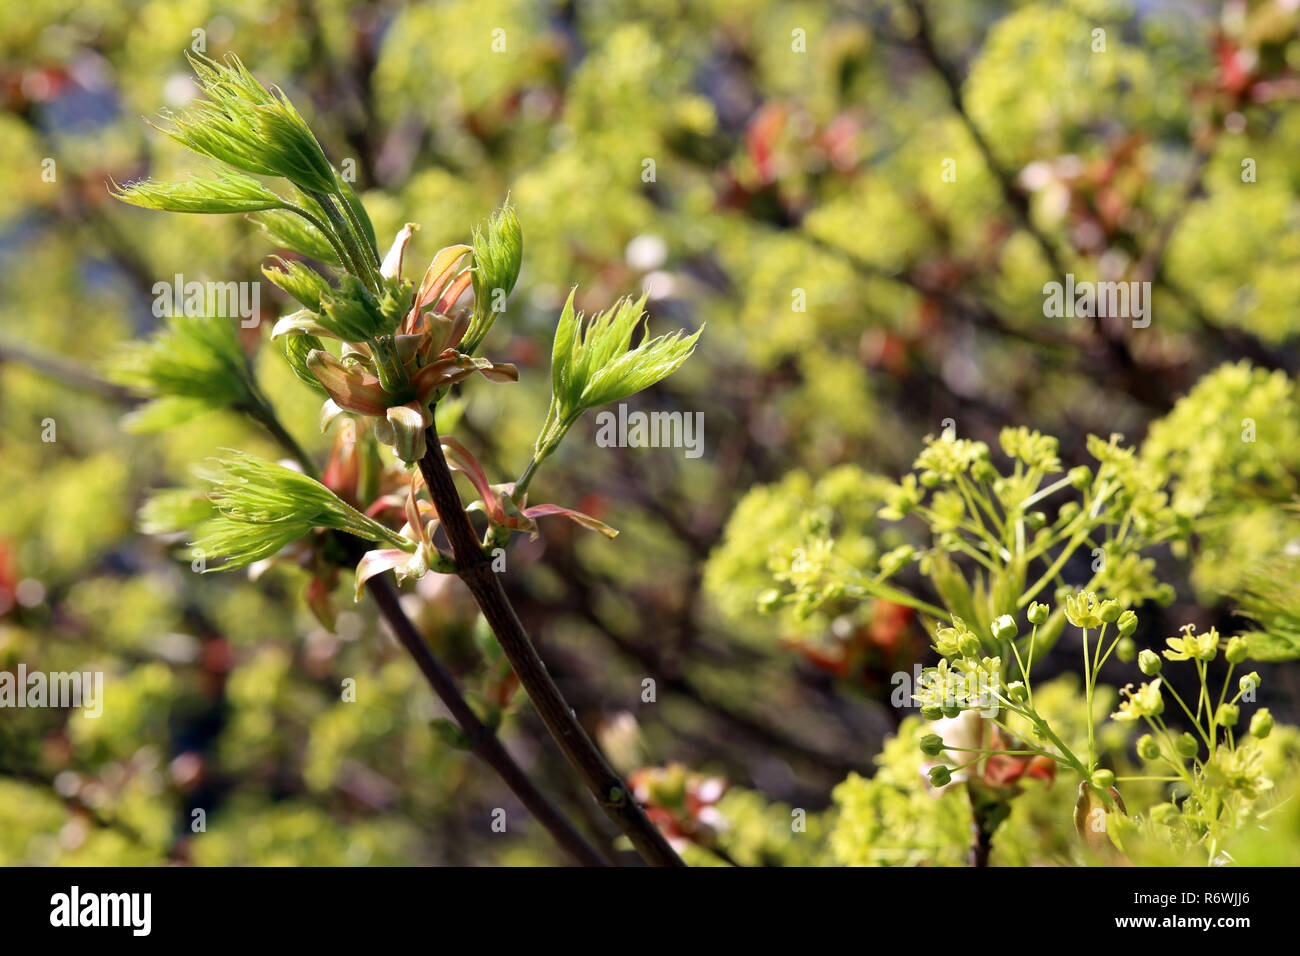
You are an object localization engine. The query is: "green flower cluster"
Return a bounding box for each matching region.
[703,465,901,641]
[1142,362,1300,597]
[862,428,1184,654]
[1117,623,1281,862]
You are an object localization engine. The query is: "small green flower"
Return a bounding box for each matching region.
[919,733,945,757]
[1064,590,1105,629]
[932,620,966,657]
[915,658,983,714]
[1111,679,1163,721]
[998,426,1060,472]
[1204,746,1272,798]
[1250,708,1274,739]
[1163,624,1219,662]
[1175,732,1199,758]
[1216,703,1240,727]
[913,436,990,482]
[1136,734,1161,760]
[1027,601,1050,626]
[878,474,923,520]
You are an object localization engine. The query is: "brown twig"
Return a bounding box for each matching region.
[416,421,687,867]
[363,573,612,866]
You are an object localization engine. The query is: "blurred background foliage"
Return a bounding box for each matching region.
[1,0,1298,865]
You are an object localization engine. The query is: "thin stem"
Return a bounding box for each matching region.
[968,791,994,867]
[513,455,543,502]
[1160,674,1213,748]
[1082,627,1095,769]
[846,575,950,620]
[365,573,611,867]
[309,190,382,293]
[1093,631,1123,675]
[943,746,1045,757]
[334,179,382,272]
[417,421,686,867]
[243,392,319,480]
[282,200,360,277]
[1019,474,1073,510]
[1024,624,1038,708]
[1019,525,1090,607]
[1008,636,1029,685]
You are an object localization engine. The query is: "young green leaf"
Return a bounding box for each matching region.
[252,209,342,265]
[310,275,402,343]
[263,256,334,311]
[157,53,337,195]
[537,289,701,456]
[138,488,217,535]
[193,452,412,570]
[109,313,256,428]
[276,329,329,397]
[463,200,523,354]
[111,169,287,215]
[1233,554,1300,661]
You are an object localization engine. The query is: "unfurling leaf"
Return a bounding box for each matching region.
[252,209,340,264]
[276,330,329,396]
[264,257,334,311]
[193,452,412,570]
[386,401,432,463]
[137,488,217,535]
[109,313,257,427]
[306,351,390,415]
[536,289,701,458]
[111,169,286,214]
[157,53,337,195]
[463,200,522,353]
